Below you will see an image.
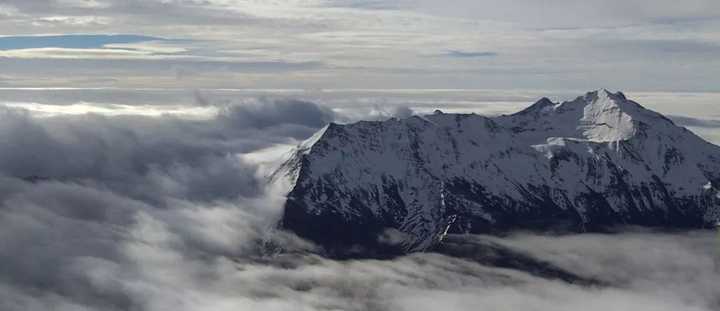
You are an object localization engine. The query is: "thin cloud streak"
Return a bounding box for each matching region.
[444,50,499,58]
[0,34,165,50]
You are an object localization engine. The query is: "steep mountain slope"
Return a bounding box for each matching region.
[276,90,720,256]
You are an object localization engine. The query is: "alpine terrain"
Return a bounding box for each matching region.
[276,90,720,256]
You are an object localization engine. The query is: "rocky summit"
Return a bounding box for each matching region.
[275,90,720,256]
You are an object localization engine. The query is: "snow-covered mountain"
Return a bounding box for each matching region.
[276,90,720,256]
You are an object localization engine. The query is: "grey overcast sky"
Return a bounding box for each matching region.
[1,0,720,91]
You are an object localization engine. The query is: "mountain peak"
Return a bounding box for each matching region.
[579,89,633,109]
[580,89,655,117]
[519,89,629,116]
[279,90,720,256]
[586,88,626,100]
[516,97,556,115]
[576,89,638,142]
[503,89,676,143]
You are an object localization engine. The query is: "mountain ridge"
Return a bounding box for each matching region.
[276,90,720,257]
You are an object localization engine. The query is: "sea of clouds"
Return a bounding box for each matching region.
[0,92,718,311]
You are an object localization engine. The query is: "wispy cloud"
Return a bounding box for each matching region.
[443,50,498,58]
[0,34,165,50]
[670,115,720,128]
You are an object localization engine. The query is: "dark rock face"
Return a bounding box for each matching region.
[277,90,720,256]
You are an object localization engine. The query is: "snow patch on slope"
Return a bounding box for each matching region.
[298,123,331,154]
[579,90,636,142]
